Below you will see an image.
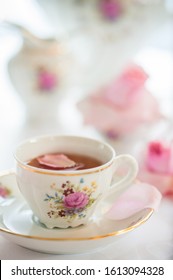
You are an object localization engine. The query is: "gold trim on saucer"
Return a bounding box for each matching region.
[0,209,154,241]
[0,171,154,242]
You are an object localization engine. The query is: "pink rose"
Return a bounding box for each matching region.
[77,64,162,137]
[64,192,89,209]
[146,141,173,175]
[78,88,161,137]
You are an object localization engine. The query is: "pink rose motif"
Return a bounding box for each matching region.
[38,67,57,91]
[146,141,173,175]
[0,185,10,198]
[99,0,122,20]
[64,192,89,209]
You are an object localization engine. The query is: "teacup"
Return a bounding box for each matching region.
[14,135,138,228]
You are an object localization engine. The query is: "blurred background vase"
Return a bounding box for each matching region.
[7,22,74,124]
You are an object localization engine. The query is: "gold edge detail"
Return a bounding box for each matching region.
[0,209,154,242]
[17,162,113,176]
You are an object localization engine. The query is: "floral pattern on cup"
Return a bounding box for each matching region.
[44,178,98,220]
[0,183,11,199]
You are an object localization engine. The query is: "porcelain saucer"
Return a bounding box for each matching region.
[0,171,153,254]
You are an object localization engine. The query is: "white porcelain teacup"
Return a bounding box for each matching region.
[14,135,138,228]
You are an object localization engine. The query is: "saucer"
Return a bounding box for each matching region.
[0,171,153,254]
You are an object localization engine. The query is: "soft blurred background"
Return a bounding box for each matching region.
[1,0,173,259]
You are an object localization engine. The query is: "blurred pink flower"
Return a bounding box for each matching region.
[103,64,148,108]
[78,89,161,137]
[99,0,122,20]
[78,64,161,138]
[146,141,173,175]
[138,141,173,201]
[64,192,89,209]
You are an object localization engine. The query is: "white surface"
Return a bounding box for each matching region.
[0,0,173,259]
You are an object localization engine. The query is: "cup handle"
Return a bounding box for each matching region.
[98,154,138,208]
[111,154,138,191]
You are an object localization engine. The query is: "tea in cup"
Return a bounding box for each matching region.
[14,135,138,228]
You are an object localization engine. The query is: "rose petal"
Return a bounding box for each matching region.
[106,182,162,220]
[37,154,76,169]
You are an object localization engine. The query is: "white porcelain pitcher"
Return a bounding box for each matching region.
[6,22,74,123]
